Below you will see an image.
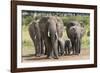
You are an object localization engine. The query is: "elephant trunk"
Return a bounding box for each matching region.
[51,32,59,59]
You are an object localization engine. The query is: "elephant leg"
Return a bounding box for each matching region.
[78,39,81,54]
[40,38,44,55]
[64,43,68,55]
[46,47,52,58]
[34,41,40,57]
[47,45,53,59]
[76,38,81,55]
[31,37,38,56]
[75,39,77,55]
[71,40,75,55]
[44,41,49,58]
[52,41,59,59]
[60,47,64,56]
[75,38,80,55]
[64,46,67,55]
[68,46,70,55]
[58,41,64,56]
[45,38,53,58]
[43,39,47,55]
[44,46,48,55]
[34,41,38,56]
[58,42,61,56]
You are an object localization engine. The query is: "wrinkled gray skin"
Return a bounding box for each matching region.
[28,20,44,57]
[58,39,72,55]
[58,39,65,56]
[39,16,64,59]
[66,21,85,55]
[65,39,72,55]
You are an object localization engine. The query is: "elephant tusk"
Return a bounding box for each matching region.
[48,31,50,37]
[34,35,36,39]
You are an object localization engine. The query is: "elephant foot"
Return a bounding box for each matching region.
[65,52,71,55]
[70,51,73,55]
[74,52,80,55]
[35,54,41,57]
[53,57,59,59]
[59,53,64,56]
[46,56,58,59]
[64,53,68,56]
[74,53,78,55]
[52,55,59,59]
[61,53,64,56]
[40,54,44,56]
[46,56,53,59]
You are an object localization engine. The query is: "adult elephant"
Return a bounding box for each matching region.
[28,20,44,57]
[39,16,64,59]
[66,21,85,55]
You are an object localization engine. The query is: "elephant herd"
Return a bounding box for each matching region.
[28,16,85,59]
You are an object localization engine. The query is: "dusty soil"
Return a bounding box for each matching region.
[22,48,90,62]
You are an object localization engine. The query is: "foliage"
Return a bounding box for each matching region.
[22,16,33,26]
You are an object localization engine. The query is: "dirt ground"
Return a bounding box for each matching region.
[22,48,90,62]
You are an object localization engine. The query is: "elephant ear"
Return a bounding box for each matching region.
[80,22,85,28]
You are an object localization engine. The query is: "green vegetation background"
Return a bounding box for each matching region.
[22,12,90,56]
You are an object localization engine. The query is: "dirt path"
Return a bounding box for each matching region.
[22,48,89,62]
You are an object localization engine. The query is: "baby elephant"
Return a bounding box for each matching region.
[65,40,72,55]
[58,39,72,56]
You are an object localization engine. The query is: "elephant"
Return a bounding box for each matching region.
[58,39,72,56]
[39,16,64,59]
[65,39,72,55]
[28,20,44,57]
[67,24,85,55]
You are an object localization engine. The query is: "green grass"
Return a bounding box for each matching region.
[81,32,90,49]
[22,25,35,55]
